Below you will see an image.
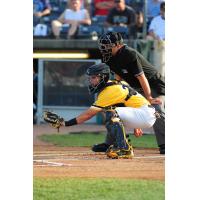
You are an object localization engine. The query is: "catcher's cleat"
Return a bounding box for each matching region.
[106,145,134,159]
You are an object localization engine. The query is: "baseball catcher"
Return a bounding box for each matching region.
[43,63,158,159]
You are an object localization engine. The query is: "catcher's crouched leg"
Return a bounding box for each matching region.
[105,110,134,159]
[91,115,116,153]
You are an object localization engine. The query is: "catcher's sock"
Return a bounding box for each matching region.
[92,143,110,152]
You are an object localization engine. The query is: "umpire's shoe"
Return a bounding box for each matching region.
[92,143,110,152]
[159,144,165,155]
[106,145,134,159]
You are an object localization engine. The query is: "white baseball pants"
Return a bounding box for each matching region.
[115,105,156,129]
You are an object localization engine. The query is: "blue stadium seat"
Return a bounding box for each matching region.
[77,25,104,39]
[104,26,129,39]
[60,24,70,39]
[92,15,107,26]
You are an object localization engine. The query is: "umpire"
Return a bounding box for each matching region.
[97,32,165,154]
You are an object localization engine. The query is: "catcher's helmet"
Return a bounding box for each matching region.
[98,32,123,63]
[86,63,110,94]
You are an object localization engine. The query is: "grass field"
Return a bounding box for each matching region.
[38,132,158,148]
[34,178,165,200]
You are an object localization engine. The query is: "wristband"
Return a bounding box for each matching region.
[65,118,77,126]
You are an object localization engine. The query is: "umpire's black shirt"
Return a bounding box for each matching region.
[106,45,165,95]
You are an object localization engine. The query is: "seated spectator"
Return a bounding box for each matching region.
[147,0,164,22]
[67,0,91,14]
[105,0,136,29]
[130,10,144,39]
[51,0,91,39]
[33,0,52,26]
[147,1,165,40]
[93,0,115,16]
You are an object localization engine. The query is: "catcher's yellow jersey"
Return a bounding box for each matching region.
[93,81,150,109]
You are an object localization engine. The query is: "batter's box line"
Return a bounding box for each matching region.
[33,159,72,167]
[134,155,165,159]
[33,156,164,162]
[34,153,164,159]
[33,152,104,157]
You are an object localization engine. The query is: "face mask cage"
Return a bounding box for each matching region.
[98,36,116,63]
[86,74,108,94]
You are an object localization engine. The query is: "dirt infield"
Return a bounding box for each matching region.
[33,125,164,180]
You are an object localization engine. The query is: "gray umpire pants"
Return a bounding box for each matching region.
[141,88,165,147]
[152,97,165,146]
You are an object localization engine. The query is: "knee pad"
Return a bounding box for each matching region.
[105,110,129,149]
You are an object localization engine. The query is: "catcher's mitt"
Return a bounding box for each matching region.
[43,111,64,132]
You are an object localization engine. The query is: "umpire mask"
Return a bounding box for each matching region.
[98,32,123,63]
[86,63,110,94]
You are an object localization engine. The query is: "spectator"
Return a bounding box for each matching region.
[105,0,136,29]
[130,10,144,39]
[93,0,115,16]
[51,0,91,39]
[148,1,165,40]
[33,0,52,26]
[68,0,91,14]
[147,0,164,22]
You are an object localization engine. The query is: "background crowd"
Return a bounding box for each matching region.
[33,0,165,40]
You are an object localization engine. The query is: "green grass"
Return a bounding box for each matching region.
[34,178,164,200]
[38,132,158,148]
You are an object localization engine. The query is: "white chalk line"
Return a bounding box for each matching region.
[33,152,96,157]
[33,159,72,167]
[134,155,165,159]
[33,153,165,158]
[33,154,164,163]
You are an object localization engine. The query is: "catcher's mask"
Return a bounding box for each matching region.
[98,32,123,63]
[86,63,110,94]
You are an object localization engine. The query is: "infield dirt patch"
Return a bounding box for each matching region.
[33,125,164,180]
[34,145,164,180]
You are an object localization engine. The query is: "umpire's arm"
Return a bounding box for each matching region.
[137,73,162,105]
